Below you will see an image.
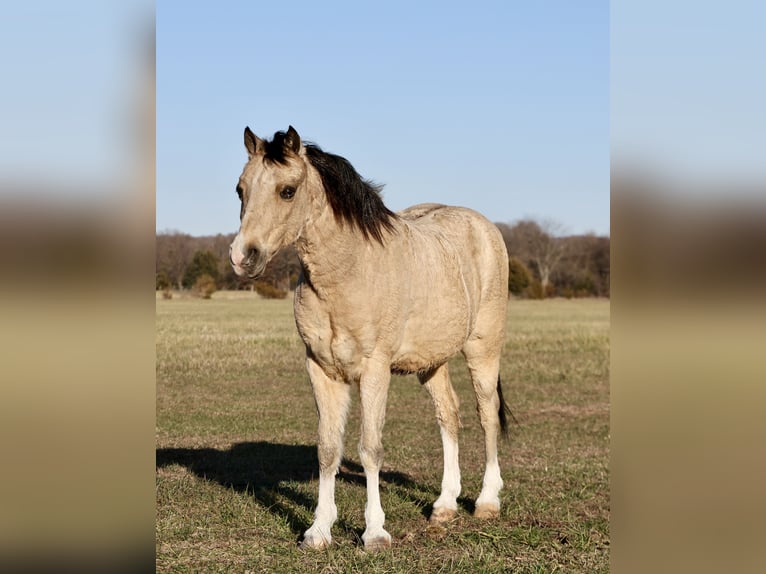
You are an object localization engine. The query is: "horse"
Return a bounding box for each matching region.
[229,126,511,550]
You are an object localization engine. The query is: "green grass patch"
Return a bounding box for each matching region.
[157,295,609,572]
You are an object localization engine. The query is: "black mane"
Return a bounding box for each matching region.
[266,131,397,244]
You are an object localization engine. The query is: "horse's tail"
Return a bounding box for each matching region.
[497,376,517,438]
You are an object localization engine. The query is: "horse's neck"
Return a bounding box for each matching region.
[296,211,366,294]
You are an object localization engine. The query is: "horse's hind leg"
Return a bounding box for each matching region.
[302,357,351,549]
[419,364,462,523]
[463,343,504,518]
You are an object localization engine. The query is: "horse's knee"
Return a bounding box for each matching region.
[317,443,341,473]
[422,367,461,438]
[479,391,500,412]
[439,403,461,440]
[359,442,384,470]
[475,393,501,431]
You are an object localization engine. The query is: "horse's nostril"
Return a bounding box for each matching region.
[229,244,258,269]
[244,248,258,266]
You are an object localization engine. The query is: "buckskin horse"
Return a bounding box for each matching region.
[229,126,511,550]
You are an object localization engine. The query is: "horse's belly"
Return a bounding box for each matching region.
[390,317,467,374]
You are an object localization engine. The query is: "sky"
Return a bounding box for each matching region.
[1,2,761,239]
[0,0,151,191]
[612,0,766,189]
[156,0,609,237]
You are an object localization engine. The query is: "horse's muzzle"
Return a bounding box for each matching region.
[230,245,267,278]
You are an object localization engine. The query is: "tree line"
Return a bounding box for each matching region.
[156,219,609,299]
[495,219,609,298]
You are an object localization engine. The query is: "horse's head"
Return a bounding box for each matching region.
[229,126,312,278]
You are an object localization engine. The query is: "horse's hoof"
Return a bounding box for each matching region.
[473,503,500,519]
[429,507,458,524]
[363,532,392,551]
[300,533,331,550]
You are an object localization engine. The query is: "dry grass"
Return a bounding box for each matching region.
[156,295,609,573]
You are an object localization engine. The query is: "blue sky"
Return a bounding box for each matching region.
[3,2,760,238]
[157,0,609,237]
[0,1,150,190]
[612,0,766,187]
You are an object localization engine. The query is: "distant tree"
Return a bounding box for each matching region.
[502,218,567,295]
[264,245,302,291]
[156,231,195,289]
[552,234,610,297]
[589,235,610,297]
[507,256,531,296]
[206,233,238,281]
[182,250,220,289]
[495,222,514,251]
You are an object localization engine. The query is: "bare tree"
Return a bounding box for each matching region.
[501,218,567,293]
[156,230,194,289]
[552,233,610,297]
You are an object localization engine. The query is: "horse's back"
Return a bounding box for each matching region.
[398,202,501,236]
[397,202,509,331]
[398,203,508,283]
[397,203,447,221]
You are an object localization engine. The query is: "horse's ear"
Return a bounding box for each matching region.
[244,126,264,158]
[284,125,302,154]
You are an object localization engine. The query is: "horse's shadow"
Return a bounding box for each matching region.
[156,441,463,542]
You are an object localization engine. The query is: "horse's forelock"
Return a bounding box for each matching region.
[262,131,291,165]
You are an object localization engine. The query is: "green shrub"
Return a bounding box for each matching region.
[193,273,217,299]
[156,271,171,291]
[183,250,220,289]
[253,281,288,300]
[525,279,545,300]
[508,256,531,296]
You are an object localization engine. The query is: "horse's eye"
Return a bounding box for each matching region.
[280,186,296,201]
[236,185,243,200]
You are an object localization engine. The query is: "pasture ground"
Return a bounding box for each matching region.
[156,294,609,573]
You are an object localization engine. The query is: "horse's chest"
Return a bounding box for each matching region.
[294,290,369,382]
[303,324,367,382]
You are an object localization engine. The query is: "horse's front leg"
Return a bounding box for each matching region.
[301,357,351,549]
[358,362,392,550]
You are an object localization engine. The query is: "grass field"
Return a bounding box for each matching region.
[156,294,610,573]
